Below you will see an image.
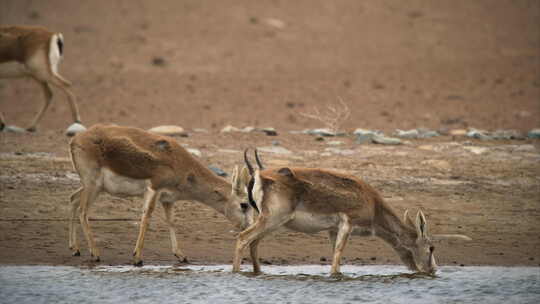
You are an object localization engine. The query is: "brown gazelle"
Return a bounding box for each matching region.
[0,25,85,135]
[234,150,471,275]
[69,124,252,265]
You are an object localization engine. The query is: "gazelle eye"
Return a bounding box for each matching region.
[429,246,435,253]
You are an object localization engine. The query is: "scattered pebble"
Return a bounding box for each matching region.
[450,129,467,136]
[151,57,167,67]
[491,129,524,140]
[466,128,492,140]
[395,129,419,139]
[315,136,325,141]
[261,127,278,136]
[528,129,540,139]
[208,166,227,177]
[326,140,344,146]
[221,125,241,133]
[305,128,336,137]
[463,146,488,155]
[258,146,292,155]
[324,147,356,155]
[271,140,280,146]
[372,134,402,145]
[148,125,187,137]
[264,18,286,29]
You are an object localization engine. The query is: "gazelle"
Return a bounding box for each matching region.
[234,150,471,275]
[0,25,85,135]
[69,124,251,265]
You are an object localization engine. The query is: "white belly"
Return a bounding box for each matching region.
[285,204,340,234]
[102,168,148,197]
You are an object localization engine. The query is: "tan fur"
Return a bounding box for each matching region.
[0,25,81,131]
[69,124,250,265]
[234,166,471,275]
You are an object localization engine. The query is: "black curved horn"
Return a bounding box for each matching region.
[254,149,264,170]
[243,148,254,175]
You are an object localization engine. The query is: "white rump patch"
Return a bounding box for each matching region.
[48,33,63,76]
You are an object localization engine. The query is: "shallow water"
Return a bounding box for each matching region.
[0,265,538,304]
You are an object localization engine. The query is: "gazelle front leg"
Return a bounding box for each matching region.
[233,212,293,273]
[133,188,159,266]
[161,201,188,263]
[330,214,352,276]
[249,239,261,274]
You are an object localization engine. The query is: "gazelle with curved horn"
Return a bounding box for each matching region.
[69,124,252,265]
[0,25,85,135]
[234,150,471,275]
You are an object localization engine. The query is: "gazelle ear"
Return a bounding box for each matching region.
[239,166,251,185]
[403,209,415,227]
[431,234,472,242]
[415,210,428,239]
[231,165,240,192]
[277,167,294,178]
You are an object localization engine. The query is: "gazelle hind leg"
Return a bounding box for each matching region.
[49,74,81,124]
[68,187,82,256]
[328,230,337,255]
[330,214,352,276]
[78,181,101,261]
[133,188,160,266]
[161,201,187,263]
[26,81,53,132]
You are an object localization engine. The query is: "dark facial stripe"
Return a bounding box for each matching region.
[247,177,260,213]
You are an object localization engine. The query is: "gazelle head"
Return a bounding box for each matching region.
[400,210,472,274]
[228,165,253,229]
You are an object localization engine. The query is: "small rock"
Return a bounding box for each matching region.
[463,146,488,155]
[148,125,187,137]
[305,128,336,137]
[271,140,280,146]
[370,257,377,261]
[466,128,492,140]
[208,166,227,177]
[326,140,344,146]
[187,148,202,157]
[151,57,167,67]
[450,129,467,136]
[193,128,208,133]
[221,125,241,133]
[315,136,325,141]
[492,129,524,140]
[258,146,292,155]
[417,128,440,138]
[261,127,278,136]
[395,129,419,139]
[353,128,382,136]
[320,257,327,262]
[372,134,402,145]
[325,147,356,155]
[264,18,286,29]
[528,129,540,139]
[356,134,374,144]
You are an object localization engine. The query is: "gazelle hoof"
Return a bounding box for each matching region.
[134,260,144,267]
[72,250,81,256]
[174,254,189,264]
[65,123,86,137]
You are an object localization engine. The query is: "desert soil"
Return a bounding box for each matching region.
[0,1,539,268]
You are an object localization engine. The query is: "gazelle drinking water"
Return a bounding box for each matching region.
[234,150,471,275]
[0,25,85,136]
[69,124,252,265]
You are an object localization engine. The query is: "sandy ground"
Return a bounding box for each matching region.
[0,1,539,268]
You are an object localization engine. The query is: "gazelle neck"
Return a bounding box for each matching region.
[373,201,415,251]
